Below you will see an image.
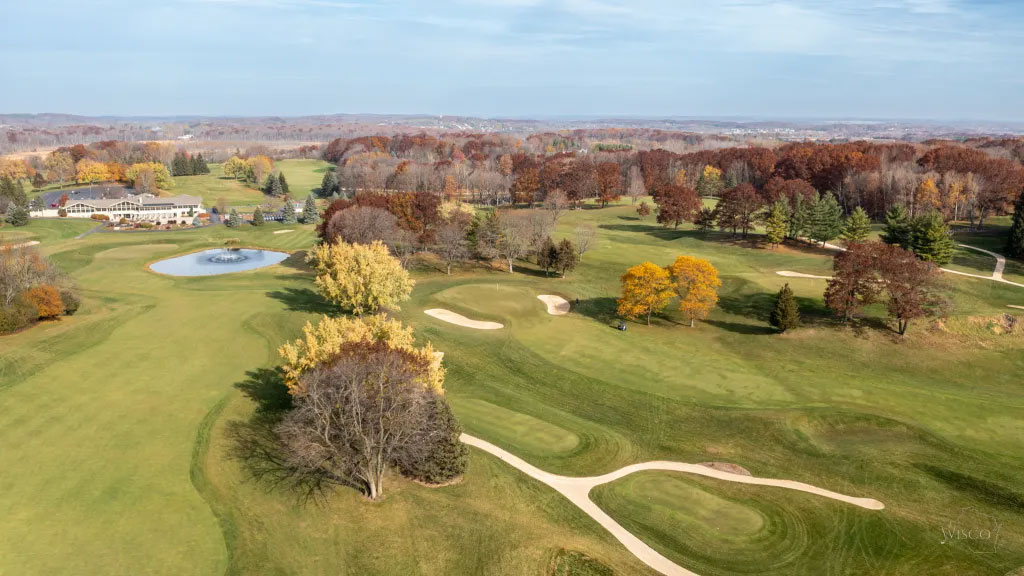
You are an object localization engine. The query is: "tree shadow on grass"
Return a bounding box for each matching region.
[278,250,311,272]
[703,320,776,335]
[573,296,621,326]
[266,287,335,315]
[227,368,351,502]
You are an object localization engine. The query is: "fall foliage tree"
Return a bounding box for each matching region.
[636,201,651,219]
[617,262,675,325]
[24,284,65,319]
[278,313,443,395]
[875,243,944,335]
[668,256,721,327]
[44,151,75,188]
[655,184,700,229]
[555,238,579,277]
[696,165,724,198]
[596,162,622,207]
[307,240,414,315]
[915,177,941,214]
[825,242,881,322]
[75,159,110,185]
[717,183,763,237]
[126,162,173,191]
[694,207,716,233]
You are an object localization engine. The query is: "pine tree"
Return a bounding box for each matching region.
[769,283,800,332]
[281,202,298,225]
[788,192,817,240]
[911,212,954,266]
[252,207,265,226]
[842,206,872,243]
[320,170,338,198]
[193,153,210,174]
[32,172,46,189]
[810,192,843,247]
[278,172,290,195]
[5,203,30,227]
[227,209,242,228]
[882,205,912,249]
[302,194,320,224]
[1007,192,1024,258]
[763,199,789,248]
[264,174,283,196]
[555,238,580,277]
[694,206,716,233]
[536,237,557,275]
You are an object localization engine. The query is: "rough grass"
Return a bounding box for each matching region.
[172,159,329,208]
[2,201,1024,575]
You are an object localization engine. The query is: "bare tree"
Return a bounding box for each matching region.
[275,345,439,500]
[497,211,533,273]
[434,222,469,274]
[627,165,645,205]
[325,206,399,245]
[543,189,569,224]
[1,247,65,307]
[573,223,597,257]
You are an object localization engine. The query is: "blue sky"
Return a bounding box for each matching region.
[1,0,1022,120]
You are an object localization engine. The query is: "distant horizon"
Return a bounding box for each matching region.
[3,1,1023,122]
[5,111,1024,128]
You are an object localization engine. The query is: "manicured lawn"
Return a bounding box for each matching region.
[2,200,1024,576]
[171,159,330,208]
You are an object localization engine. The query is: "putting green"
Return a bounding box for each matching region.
[451,398,581,454]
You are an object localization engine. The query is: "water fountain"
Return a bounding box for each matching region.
[149,248,289,276]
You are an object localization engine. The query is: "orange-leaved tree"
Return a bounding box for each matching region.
[668,256,721,327]
[24,285,65,319]
[617,262,675,325]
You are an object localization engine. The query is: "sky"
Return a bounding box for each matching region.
[1,0,1023,120]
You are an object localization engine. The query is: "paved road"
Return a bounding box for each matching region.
[461,434,884,576]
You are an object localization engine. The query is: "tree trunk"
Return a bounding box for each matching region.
[446,262,451,275]
[507,259,513,273]
[689,317,694,328]
[647,310,651,326]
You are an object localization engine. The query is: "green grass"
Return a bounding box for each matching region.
[171,159,329,208]
[2,200,1024,575]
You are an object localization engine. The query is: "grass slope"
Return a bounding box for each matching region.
[2,201,1024,575]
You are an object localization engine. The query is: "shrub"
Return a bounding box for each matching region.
[58,208,67,218]
[397,396,468,484]
[24,285,65,319]
[0,297,38,333]
[118,217,129,225]
[137,222,155,229]
[90,213,111,221]
[60,290,80,315]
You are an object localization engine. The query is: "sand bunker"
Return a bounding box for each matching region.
[425,309,504,330]
[2,240,40,249]
[776,271,832,280]
[273,229,295,235]
[538,295,570,315]
[1009,305,1024,311]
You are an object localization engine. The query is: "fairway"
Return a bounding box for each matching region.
[172,158,330,207]
[2,199,1024,575]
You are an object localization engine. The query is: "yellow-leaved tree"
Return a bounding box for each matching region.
[307,240,414,316]
[76,159,110,185]
[669,255,721,327]
[617,261,675,325]
[279,314,443,395]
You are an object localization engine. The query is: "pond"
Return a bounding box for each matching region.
[149,248,290,277]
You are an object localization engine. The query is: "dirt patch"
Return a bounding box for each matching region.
[698,462,752,476]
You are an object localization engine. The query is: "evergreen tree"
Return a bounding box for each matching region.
[301,194,320,225]
[1007,192,1024,258]
[4,203,29,227]
[252,206,265,226]
[555,238,580,277]
[911,211,955,266]
[788,192,817,240]
[769,283,800,332]
[281,202,298,225]
[278,172,290,195]
[32,172,46,189]
[810,192,843,247]
[30,196,46,211]
[763,199,789,248]
[320,170,339,198]
[694,206,716,233]
[536,237,557,275]
[192,215,202,227]
[882,205,912,249]
[841,206,872,243]
[226,209,242,228]
[264,174,283,196]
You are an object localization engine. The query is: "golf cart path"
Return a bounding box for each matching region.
[424,309,504,330]
[537,294,571,315]
[461,434,884,576]
[785,242,1024,289]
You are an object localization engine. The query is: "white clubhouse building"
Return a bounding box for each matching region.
[32,194,206,224]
